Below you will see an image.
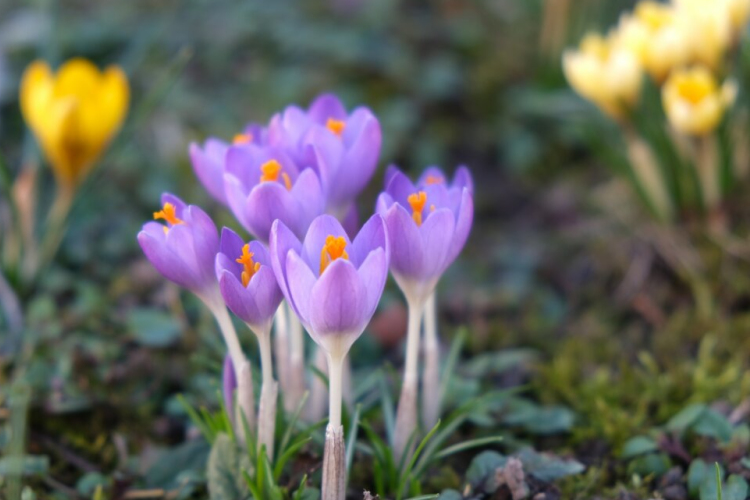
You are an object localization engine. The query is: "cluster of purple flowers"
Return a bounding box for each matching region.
[137,93,473,498]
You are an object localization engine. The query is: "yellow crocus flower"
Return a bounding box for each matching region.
[20,58,129,188]
[673,0,732,70]
[563,32,643,119]
[615,2,691,82]
[662,66,736,136]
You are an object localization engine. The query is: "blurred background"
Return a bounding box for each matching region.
[10,0,750,497]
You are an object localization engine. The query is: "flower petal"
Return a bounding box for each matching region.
[309,258,367,338]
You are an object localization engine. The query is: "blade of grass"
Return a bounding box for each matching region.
[279,390,310,455]
[398,420,441,500]
[345,404,362,486]
[273,436,312,481]
[431,436,503,461]
[379,373,396,444]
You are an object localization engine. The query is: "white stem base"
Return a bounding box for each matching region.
[236,361,255,441]
[258,381,278,461]
[273,305,292,411]
[288,307,306,413]
[394,300,423,461]
[422,293,440,429]
[307,346,328,422]
[321,424,346,500]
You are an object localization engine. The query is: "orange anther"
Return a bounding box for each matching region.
[326,118,346,137]
[236,244,261,287]
[233,133,253,145]
[319,235,349,274]
[153,202,184,226]
[407,191,427,227]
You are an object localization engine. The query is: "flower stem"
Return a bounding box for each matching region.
[273,304,292,410]
[321,423,346,500]
[394,299,424,461]
[288,304,306,411]
[237,361,256,439]
[421,291,440,429]
[307,346,328,422]
[256,328,277,460]
[327,353,344,428]
[209,302,246,381]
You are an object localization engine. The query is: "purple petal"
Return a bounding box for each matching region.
[245,182,302,243]
[285,250,318,329]
[161,193,187,216]
[356,247,389,320]
[383,164,401,189]
[269,220,303,303]
[341,203,360,239]
[350,214,388,268]
[308,93,348,123]
[453,166,474,193]
[419,208,455,279]
[184,205,220,284]
[446,188,473,265]
[190,139,229,205]
[138,227,201,290]
[384,169,418,208]
[289,168,326,239]
[308,259,367,337]
[219,270,263,326]
[332,114,381,208]
[224,173,252,233]
[384,203,425,280]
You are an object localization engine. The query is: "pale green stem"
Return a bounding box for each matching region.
[393,298,424,459]
[327,352,345,428]
[422,291,440,429]
[209,301,246,380]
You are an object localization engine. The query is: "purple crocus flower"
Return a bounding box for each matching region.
[376,166,473,304]
[223,145,325,242]
[268,213,389,353]
[268,93,382,216]
[189,123,269,206]
[215,228,284,333]
[137,193,221,306]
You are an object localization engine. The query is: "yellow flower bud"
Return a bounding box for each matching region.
[563,32,643,119]
[20,58,129,187]
[615,2,691,82]
[662,66,736,136]
[674,0,732,70]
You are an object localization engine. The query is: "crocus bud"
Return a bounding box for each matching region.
[562,32,643,119]
[662,66,736,136]
[20,58,129,188]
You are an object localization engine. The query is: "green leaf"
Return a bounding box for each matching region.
[627,453,671,478]
[721,475,748,500]
[689,459,710,498]
[145,439,210,490]
[127,308,182,347]
[517,448,585,482]
[502,399,574,435]
[693,410,733,443]
[207,434,250,500]
[622,436,659,459]
[0,455,49,475]
[667,404,707,433]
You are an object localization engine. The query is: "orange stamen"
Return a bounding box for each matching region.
[319,235,349,274]
[236,244,261,287]
[425,175,444,185]
[259,159,293,191]
[233,133,253,145]
[407,191,427,227]
[153,202,184,226]
[326,118,346,137]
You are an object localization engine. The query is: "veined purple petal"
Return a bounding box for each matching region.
[446,188,473,265]
[246,182,304,243]
[269,220,303,305]
[356,247,389,320]
[350,214,388,268]
[332,114,381,208]
[285,250,318,330]
[341,203,360,239]
[308,258,367,338]
[383,203,425,280]
[453,166,474,193]
[384,169,418,208]
[289,167,326,238]
[419,208,455,278]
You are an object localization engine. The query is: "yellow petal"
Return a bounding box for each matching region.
[20,60,54,132]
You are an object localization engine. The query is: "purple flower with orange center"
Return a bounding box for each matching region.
[137,193,222,306]
[223,145,325,242]
[189,124,269,206]
[269,213,389,499]
[376,166,473,304]
[269,93,382,216]
[376,165,473,460]
[137,193,247,391]
[215,227,283,458]
[215,228,283,334]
